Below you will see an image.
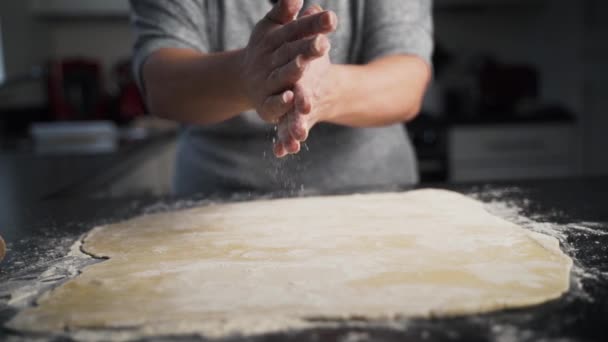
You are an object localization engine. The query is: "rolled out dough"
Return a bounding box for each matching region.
[8,189,572,337]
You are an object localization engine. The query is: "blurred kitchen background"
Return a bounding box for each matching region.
[0,0,606,210]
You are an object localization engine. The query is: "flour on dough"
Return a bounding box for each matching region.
[7,189,573,338]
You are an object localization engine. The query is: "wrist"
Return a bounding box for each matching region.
[316,64,341,123]
[233,48,255,109]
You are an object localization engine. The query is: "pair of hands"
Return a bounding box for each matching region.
[241,0,337,158]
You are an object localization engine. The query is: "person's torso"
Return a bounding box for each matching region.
[174,0,418,195]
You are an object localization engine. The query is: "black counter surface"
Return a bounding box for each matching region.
[0,178,607,341]
[0,131,175,208]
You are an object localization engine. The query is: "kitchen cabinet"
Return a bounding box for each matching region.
[29,0,129,17]
[0,2,49,108]
[448,123,580,182]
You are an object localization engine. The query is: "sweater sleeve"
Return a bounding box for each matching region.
[129,0,210,93]
[361,0,434,65]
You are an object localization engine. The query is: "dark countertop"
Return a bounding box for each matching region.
[0,131,175,226]
[0,178,607,341]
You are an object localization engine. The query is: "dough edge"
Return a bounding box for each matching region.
[6,189,574,338]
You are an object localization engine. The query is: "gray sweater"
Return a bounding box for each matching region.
[130,0,434,196]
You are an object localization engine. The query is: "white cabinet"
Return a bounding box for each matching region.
[448,123,580,182]
[29,0,129,17]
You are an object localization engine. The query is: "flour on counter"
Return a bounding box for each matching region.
[2,188,606,342]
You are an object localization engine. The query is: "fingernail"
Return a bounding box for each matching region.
[295,55,305,70]
[282,91,293,104]
[312,36,321,54]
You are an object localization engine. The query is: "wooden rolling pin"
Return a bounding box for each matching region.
[0,234,5,262]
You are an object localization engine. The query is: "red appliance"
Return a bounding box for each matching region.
[47,58,108,121]
[113,59,146,122]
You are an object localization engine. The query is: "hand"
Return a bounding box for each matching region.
[273,5,337,158]
[241,0,337,124]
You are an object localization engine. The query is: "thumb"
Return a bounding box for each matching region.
[266,0,303,25]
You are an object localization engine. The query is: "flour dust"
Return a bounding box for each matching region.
[3,187,606,342]
[468,187,607,302]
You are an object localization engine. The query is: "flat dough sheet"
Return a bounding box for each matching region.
[8,189,572,337]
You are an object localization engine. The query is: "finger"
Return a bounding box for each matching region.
[293,82,312,115]
[278,113,302,153]
[277,114,292,142]
[288,110,309,142]
[284,137,301,154]
[275,117,294,157]
[271,34,329,69]
[301,4,323,17]
[273,141,288,158]
[260,90,294,123]
[267,11,338,50]
[267,55,308,93]
[265,0,303,25]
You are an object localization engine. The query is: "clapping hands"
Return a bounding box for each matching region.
[242,0,337,157]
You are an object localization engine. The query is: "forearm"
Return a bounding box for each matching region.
[323,55,431,127]
[142,48,250,125]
